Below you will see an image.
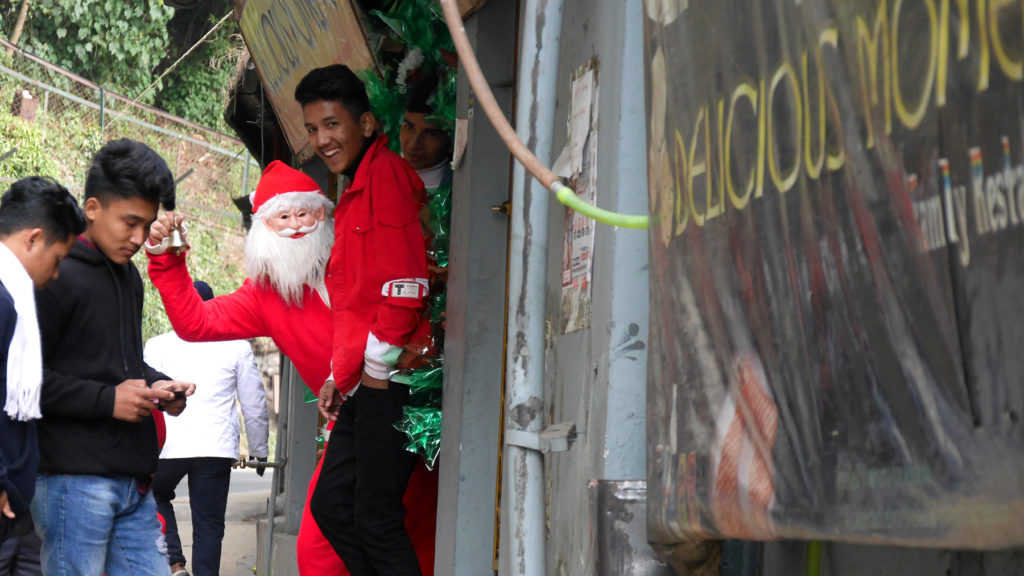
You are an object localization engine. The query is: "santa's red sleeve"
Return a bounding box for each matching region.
[147,252,267,342]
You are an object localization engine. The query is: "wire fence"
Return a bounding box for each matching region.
[0,38,257,234]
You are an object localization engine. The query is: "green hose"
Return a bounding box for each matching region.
[806,541,822,576]
[551,183,650,229]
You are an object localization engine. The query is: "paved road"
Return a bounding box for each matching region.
[165,468,273,575]
[174,467,273,498]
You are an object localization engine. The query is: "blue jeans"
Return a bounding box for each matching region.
[152,457,233,576]
[31,475,170,576]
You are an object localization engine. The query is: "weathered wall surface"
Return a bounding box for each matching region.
[540,0,667,574]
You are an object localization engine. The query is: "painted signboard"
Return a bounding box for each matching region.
[237,0,375,154]
[645,0,1024,550]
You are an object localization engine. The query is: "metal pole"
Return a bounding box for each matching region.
[262,353,290,576]
[40,89,48,145]
[99,87,104,132]
[502,0,564,574]
[241,156,251,198]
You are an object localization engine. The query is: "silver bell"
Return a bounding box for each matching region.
[167,224,187,255]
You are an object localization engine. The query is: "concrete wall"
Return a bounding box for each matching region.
[438,0,670,573]
[537,0,668,574]
[435,1,516,574]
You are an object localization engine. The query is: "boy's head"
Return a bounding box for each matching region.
[401,74,452,171]
[82,139,175,265]
[0,177,86,288]
[193,280,214,302]
[296,65,376,175]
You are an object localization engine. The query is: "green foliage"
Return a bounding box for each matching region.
[0,111,59,181]
[0,99,104,194]
[157,16,239,131]
[16,0,174,101]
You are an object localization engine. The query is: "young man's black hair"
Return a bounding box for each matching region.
[294,64,371,124]
[404,73,440,115]
[84,138,176,210]
[0,177,86,243]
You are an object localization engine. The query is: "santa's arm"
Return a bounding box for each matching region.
[147,252,267,342]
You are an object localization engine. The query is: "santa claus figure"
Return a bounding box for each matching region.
[145,161,437,576]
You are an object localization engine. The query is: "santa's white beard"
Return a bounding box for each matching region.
[245,218,334,306]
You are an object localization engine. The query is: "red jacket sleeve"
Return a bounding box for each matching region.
[369,160,428,347]
[329,157,428,392]
[147,252,267,341]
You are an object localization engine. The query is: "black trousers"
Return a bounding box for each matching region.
[310,384,420,576]
[152,457,233,576]
[0,530,40,576]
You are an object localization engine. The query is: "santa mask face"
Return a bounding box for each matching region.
[246,198,334,306]
[262,206,326,238]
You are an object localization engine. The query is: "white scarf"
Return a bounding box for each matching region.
[0,242,42,421]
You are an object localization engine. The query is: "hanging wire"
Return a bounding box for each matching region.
[105,11,233,129]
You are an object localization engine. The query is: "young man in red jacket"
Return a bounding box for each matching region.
[298,64,429,576]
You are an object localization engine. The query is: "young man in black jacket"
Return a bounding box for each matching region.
[34,139,195,576]
[0,177,85,547]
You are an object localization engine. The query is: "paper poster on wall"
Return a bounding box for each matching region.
[561,60,599,334]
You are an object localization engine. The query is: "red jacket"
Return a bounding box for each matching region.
[328,136,428,393]
[147,251,332,395]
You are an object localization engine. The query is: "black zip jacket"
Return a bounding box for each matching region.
[35,239,168,477]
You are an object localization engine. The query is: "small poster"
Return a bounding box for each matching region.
[561,60,599,334]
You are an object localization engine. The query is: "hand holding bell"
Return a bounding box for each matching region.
[145,212,190,255]
[167,218,187,255]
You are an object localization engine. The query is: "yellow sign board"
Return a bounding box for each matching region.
[238,0,376,155]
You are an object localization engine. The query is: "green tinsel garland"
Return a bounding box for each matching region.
[371,0,454,76]
[360,68,406,154]
[396,406,442,469]
[390,287,448,469]
[427,184,452,267]
[362,0,458,149]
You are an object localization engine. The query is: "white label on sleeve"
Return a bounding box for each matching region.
[381,278,429,299]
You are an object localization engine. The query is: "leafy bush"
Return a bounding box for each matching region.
[0,110,59,181]
[15,0,174,101]
[157,16,240,131]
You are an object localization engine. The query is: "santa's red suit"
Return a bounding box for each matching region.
[146,163,437,576]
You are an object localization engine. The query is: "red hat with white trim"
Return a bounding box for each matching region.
[250,161,328,216]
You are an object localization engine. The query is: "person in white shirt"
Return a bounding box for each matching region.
[144,281,269,576]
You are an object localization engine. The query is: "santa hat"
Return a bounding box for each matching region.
[250,161,331,217]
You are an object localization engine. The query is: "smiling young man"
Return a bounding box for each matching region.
[33,139,195,576]
[296,64,429,576]
[0,177,84,547]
